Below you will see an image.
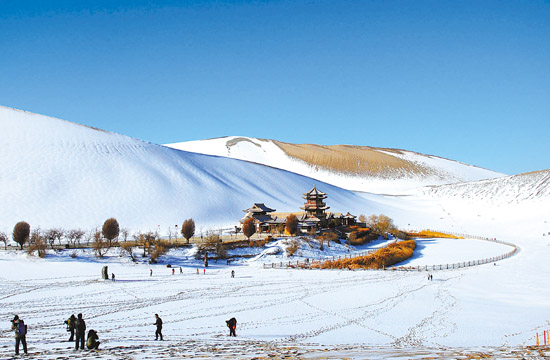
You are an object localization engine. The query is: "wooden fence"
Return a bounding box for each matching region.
[262,232,518,271]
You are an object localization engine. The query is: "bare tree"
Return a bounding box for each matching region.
[120,241,136,262]
[181,218,195,244]
[366,214,396,239]
[197,233,227,259]
[45,228,64,251]
[92,231,108,258]
[66,229,85,248]
[121,228,130,242]
[13,221,30,250]
[242,218,256,241]
[133,231,158,257]
[0,231,8,250]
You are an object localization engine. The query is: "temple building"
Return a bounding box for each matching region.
[240,203,284,232]
[300,186,330,227]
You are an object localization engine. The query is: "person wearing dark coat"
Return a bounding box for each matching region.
[74,313,86,350]
[11,315,28,355]
[154,314,163,340]
[86,329,100,350]
[226,317,237,337]
[65,314,76,341]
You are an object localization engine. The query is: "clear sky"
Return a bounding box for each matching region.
[1,0,548,175]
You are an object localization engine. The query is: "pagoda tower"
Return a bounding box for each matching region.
[300,186,330,221]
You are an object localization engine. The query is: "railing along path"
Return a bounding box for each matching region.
[262,231,518,271]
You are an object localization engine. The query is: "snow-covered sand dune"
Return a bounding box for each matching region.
[0,106,367,233]
[167,136,505,194]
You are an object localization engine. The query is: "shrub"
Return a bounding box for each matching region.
[242,218,256,240]
[102,218,120,247]
[27,228,47,258]
[285,214,299,236]
[13,221,30,250]
[150,240,170,263]
[347,228,376,246]
[286,239,299,256]
[406,230,462,239]
[316,240,416,270]
[181,219,195,244]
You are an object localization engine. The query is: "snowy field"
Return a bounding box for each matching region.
[1,232,549,359]
[1,107,550,358]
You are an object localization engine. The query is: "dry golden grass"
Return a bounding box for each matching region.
[314,240,416,270]
[407,230,463,239]
[273,141,439,177]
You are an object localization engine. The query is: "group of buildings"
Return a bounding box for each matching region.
[240,186,357,234]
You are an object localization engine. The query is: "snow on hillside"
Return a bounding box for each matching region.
[167,136,505,194]
[0,107,368,234]
[421,170,550,203]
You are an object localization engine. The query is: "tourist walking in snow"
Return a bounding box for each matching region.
[226,317,237,337]
[11,315,28,355]
[86,329,100,350]
[150,269,153,277]
[74,313,86,350]
[65,314,76,341]
[231,270,235,278]
[154,314,163,340]
[111,273,115,281]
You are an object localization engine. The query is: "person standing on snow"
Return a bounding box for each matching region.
[11,315,27,355]
[226,317,237,337]
[154,314,163,341]
[65,314,76,341]
[74,313,86,350]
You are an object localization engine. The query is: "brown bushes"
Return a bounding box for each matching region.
[407,230,462,239]
[347,227,375,246]
[315,240,416,270]
[286,239,299,256]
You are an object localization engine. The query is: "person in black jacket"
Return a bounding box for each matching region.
[74,313,86,350]
[226,317,237,337]
[65,314,76,341]
[154,314,163,340]
[11,315,28,355]
[86,329,100,350]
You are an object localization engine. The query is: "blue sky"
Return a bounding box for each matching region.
[1,0,548,175]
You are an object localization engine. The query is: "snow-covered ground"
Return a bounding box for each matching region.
[0,228,548,359]
[1,106,550,358]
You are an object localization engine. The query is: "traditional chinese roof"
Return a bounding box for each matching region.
[327,212,343,219]
[343,212,357,219]
[302,186,327,199]
[242,203,276,213]
[240,213,275,224]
